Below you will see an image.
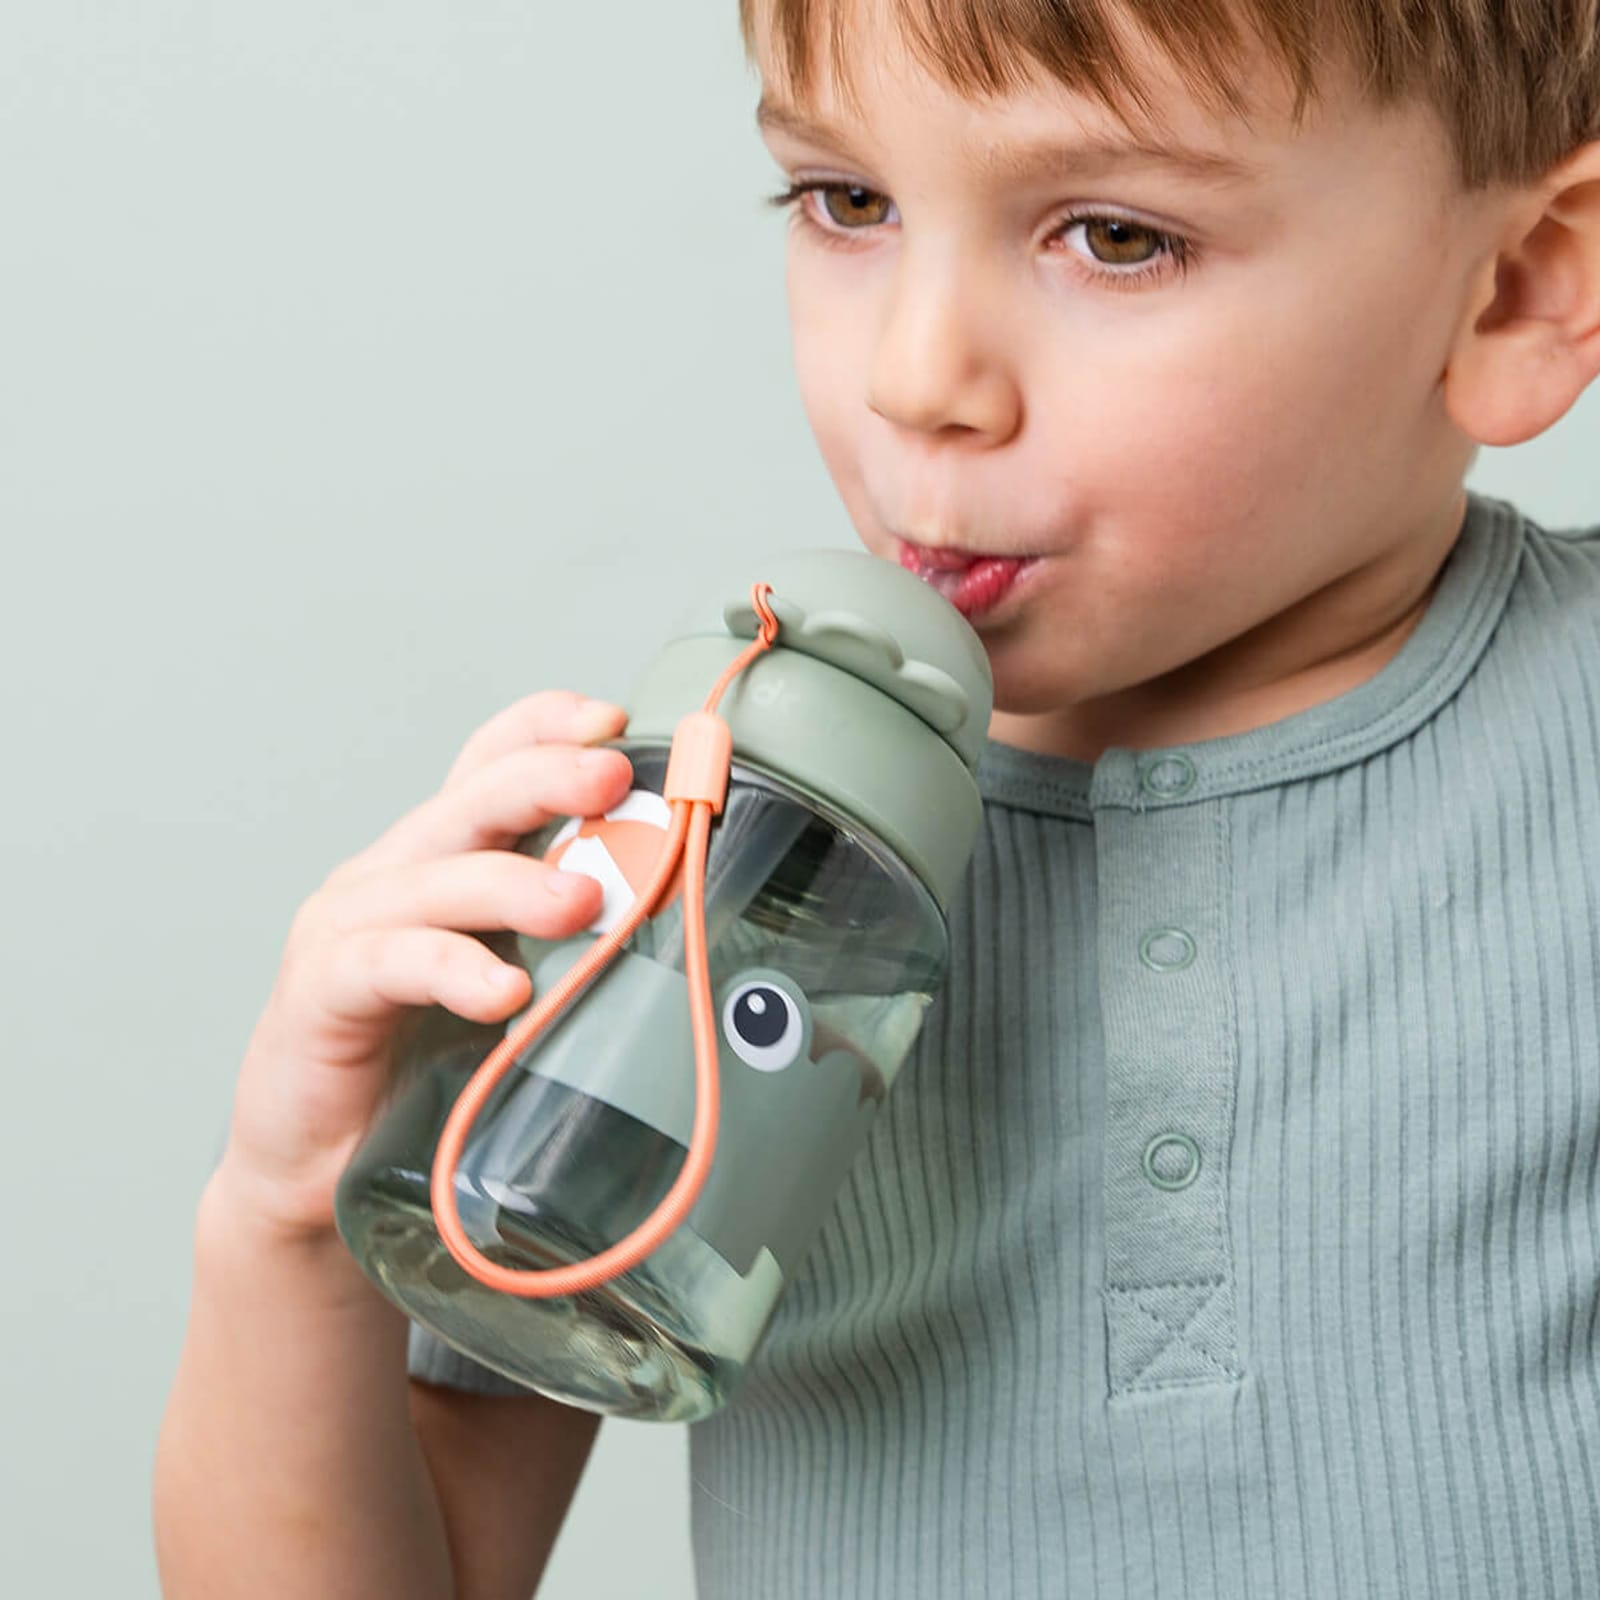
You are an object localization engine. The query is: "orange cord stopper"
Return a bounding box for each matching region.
[428,582,781,1298]
[664,712,734,814]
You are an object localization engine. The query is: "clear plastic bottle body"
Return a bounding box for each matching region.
[335,748,949,1421]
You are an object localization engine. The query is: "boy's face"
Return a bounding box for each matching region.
[754,5,1509,754]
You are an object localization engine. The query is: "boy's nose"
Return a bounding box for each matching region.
[865,254,1022,445]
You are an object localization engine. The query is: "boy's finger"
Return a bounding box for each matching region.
[312,925,532,1032]
[315,849,603,941]
[440,690,628,792]
[359,743,634,871]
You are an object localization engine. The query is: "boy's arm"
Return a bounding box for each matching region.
[152,1165,598,1600]
[408,1377,599,1598]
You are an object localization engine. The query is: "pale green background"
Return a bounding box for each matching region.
[1,5,1594,1597]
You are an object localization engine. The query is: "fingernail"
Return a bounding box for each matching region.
[550,871,596,898]
[578,748,621,772]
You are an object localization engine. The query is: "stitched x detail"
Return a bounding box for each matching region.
[1105,1276,1243,1391]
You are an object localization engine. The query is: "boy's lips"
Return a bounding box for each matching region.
[896,538,1041,621]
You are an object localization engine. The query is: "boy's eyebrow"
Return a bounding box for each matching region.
[756,96,1268,187]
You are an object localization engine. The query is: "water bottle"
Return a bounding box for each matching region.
[334,549,994,1421]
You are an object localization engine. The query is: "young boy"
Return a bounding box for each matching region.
[153,1,1600,1595]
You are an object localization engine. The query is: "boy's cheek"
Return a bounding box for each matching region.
[789,335,877,518]
[780,248,1415,601]
[789,294,866,417]
[810,429,888,555]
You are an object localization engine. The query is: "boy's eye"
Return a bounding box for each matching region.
[767,180,1192,285]
[1076,217,1162,267]
[818,185,893,229]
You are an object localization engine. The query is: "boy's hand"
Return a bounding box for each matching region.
[213,689,633,1240]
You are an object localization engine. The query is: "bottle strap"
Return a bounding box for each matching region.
[428,584,781,1298]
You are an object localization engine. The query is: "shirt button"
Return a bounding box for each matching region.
[1140,754,1197,799]
[1143,1132,1202,1191]
[1140,927,1197,972]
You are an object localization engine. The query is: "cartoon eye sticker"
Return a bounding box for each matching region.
[720,968,812,1073]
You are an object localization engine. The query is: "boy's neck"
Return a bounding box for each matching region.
[986,489,1471,765]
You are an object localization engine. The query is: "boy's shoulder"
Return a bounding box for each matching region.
[1384,493,1600,755]
[1520,503,1600,549]
[1489,491,1600,606]
[1482,491,1600,684]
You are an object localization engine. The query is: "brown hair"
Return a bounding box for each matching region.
[739,0,1600,191]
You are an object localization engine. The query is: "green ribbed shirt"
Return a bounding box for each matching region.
[411,491,1600,1599]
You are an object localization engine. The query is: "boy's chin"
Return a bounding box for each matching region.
[978,625,1081,706]
[984,661,1084,723]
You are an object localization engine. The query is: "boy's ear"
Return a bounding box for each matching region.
[1443,140,1600,447]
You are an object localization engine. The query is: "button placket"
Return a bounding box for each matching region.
[1096,790,1243,1397]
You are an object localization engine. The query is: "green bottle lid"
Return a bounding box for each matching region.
[620,549,995,912]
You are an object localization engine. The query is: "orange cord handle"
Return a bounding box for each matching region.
[428,583,781,1298]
